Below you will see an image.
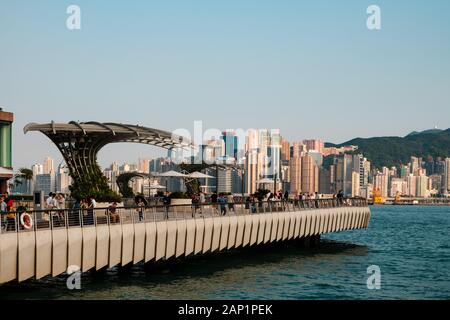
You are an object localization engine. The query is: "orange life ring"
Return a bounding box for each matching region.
[20,212,33,230]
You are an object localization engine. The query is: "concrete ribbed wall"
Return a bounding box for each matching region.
[0,207,371,284]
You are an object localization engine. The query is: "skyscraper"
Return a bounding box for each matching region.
[333,154,354,196]
[303,139,324,154]
[281,139,290,162]
[351,171,360,198]
[138,158,150,173]
[222,130,238,159]
[374,169,389,198]
[43,156,54,174]
[35,173,55,194]
[289,156,302,194]
[416,174,429,198]
[445,158,450,193]
[291,142,306,159]
[244,129,281,194]
[301,155,318,194]
[32,163,44,176]
[319,168,331,195]
[410,156,420,175]
[56,163,71,194]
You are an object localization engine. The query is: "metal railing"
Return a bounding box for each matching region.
[0,198,367,234]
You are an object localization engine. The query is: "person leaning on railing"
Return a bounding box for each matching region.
[2,193,16,231]
[108,202,120,224]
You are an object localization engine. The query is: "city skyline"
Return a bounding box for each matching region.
[16,137,450,199]
[8,117,450,170]
[2,0,450,169]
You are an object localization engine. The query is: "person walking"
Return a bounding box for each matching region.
[211,192,218,214]
[191,194,199,217]
[337,190,344,206]
[218,194,228,216]
[162,192,171,220]
[199,192,206,214]
[86,196,96,225]
[227,194,235,213]
[135,195,147,221]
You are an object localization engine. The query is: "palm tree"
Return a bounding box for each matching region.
[13,168,34,193]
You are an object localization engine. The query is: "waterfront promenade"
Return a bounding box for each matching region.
[0,198,370,284]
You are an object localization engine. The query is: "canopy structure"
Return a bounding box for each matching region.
[187,171,216,179]
[155,170,188,178]
[24,121,193,199]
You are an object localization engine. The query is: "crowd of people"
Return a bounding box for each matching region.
[1,188,350,230]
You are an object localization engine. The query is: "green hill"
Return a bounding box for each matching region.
[331,128,450,169]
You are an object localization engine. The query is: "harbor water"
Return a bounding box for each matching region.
[0,206,449,300]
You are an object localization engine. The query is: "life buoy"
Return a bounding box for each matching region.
[20,212,33,230]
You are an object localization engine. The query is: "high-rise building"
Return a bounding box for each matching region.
[138,158,150,173]
[245,129,259,195]
[32,163,44,176]
[390,178,407,197]
[351,172,360,198]
[319,168,331,195]
[290,142,306,159]
[333,154,354,196]
[410,156,420,175]
[218,169,232,194]
[120,162,131,173]
[400,165,409,178]
[289,156,302,194]
[301,155,318,194]
[429,174,443,194]
[374,170,389,199]
[445,158,450,193]
[43,156,54,174]
[231,169,243,194]
[222,130,238,159]
[56,163,71,194]
[245,129,281,194]
[303,139,324,154]
[416,175,429,198]
[407,174,417,197]
[308,151,323,168]
[35,173,55,195]
[281,139,290,162]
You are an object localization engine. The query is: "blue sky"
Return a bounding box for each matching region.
[1,0,449,169]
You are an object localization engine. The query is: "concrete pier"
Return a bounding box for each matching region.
[0,200,371,284]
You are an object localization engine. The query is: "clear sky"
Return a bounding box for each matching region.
[1,0,449,169]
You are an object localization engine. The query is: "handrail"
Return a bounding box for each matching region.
[0,198,367,234]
